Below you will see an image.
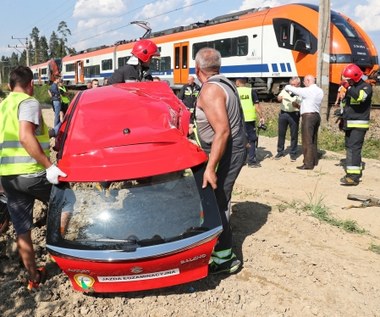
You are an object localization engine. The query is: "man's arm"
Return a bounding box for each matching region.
[197,83,230,189]
[19,121,52,169]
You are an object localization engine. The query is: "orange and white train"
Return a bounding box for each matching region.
[30,3,379,100]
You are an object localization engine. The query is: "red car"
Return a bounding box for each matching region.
[46,82,222,293]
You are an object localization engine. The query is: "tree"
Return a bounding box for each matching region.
[30,27,40,65]
[57,21,72,57]
[49,31,60,58]
[39,36,50,62]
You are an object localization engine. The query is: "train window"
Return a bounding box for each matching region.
[175,46,180,69]
[102,59,113,71]
[234,36,248,56]
[118,56,131,68]
[84,65,100,77]
[182,46,188,69]
[41,68,47,75]
[273,18,317,54]
[66,63,75,72]
[331,14,359,39]
[193,36,248,58]
[215,39,230,57]
[149,56,171,73]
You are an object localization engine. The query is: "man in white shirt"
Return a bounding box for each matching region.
[285,75,323,170]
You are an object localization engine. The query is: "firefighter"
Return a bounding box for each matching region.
[340,64,373,186]
[108,39,160,84]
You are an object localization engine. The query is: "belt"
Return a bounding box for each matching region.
[281,110,298,113]
[302,112,319,116]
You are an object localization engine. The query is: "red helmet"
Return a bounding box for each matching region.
[342,64,363,83]
[131,39,160,63]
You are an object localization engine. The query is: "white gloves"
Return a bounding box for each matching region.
[284,85,291,91]
[46,164,67,184]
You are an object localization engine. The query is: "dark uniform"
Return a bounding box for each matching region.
[341,79,372,184]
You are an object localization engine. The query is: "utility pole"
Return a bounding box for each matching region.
[8,36,30,66]
[317,0,331,126]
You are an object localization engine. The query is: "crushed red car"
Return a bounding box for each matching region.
[46,82,223,293]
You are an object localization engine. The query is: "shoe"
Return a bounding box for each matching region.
[209,257,241,274]
[296,165,313,170]
[27,267,46,291]
[274,153,284,160]
[340,176,359,186]
[247,162,261,168]
[290,154,297,162]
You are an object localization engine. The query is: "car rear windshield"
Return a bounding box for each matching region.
[47,167,220,250]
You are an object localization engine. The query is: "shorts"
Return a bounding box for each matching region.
[1,173,52,235]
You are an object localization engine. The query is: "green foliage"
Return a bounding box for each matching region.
[318,127,346,154]
[369,243,380,255]
[33,85,52,105]
[302,194,366,234]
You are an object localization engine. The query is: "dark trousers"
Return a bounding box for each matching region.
[301,113,320,168]
[214,146,246,253]
[245,121,257,164]
[277,110,300,155]
[345,128,366,180]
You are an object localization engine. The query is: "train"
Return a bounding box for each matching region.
[30,3,379,101]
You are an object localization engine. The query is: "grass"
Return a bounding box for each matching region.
[278,193,366,234]
[369,243,380,255]
[260,112,380,160]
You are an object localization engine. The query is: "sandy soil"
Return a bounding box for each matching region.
[0,106,379,317]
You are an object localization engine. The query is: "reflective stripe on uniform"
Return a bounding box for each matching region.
[346,120,369,128]
[346,165,362,175]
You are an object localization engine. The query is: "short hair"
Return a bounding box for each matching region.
[9,66,33,90]
[195,47,221,72]
[289,76,301,85]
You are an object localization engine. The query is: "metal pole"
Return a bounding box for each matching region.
[317,0,331,126]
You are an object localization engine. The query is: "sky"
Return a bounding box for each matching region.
[0,0,379,59]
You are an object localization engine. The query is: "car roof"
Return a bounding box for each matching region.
[56,82,207,182]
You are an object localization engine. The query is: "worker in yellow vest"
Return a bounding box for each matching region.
[0,66,67,291]
[236,78,265,167]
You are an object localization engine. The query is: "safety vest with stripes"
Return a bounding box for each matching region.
[0,92,50,176]
[237,86,256,122]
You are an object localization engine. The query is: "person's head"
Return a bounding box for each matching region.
[54,74,61,83]
[195,47,221,84]
[91,79,99,88]
[9,66,34,95]
[235,78,247,87]
[342,63,363,84]
[303,75,315,87]
[187,75,195,85]
[86,81,92,89]
[132,39,160,65]
[153,76,161,82]
[289,76,301,87]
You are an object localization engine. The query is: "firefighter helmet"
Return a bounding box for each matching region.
[342,64,363,83]
[131,39,160,63]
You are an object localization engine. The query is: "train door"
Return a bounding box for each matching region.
[173,42,189,84]
[75,61,84,84]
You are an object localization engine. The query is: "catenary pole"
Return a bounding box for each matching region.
[317,0,331,126]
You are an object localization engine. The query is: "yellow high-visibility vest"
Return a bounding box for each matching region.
[0,92,50,176]
[237,86,256,122]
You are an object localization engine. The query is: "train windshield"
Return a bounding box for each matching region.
[47,167,221,250]
[331,13,360,39]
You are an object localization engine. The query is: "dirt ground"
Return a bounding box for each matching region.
[0,105,380,317]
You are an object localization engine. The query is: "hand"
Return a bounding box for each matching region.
[202,168,217,189]
[46,164,67,184]
[341,81,349,89]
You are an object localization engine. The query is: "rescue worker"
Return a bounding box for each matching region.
[0,66,67,290]
[178,75,200,110]
[194,47,247,274]
[339,64,372,186]
[235,77,264,167]
[108,39,160,84]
